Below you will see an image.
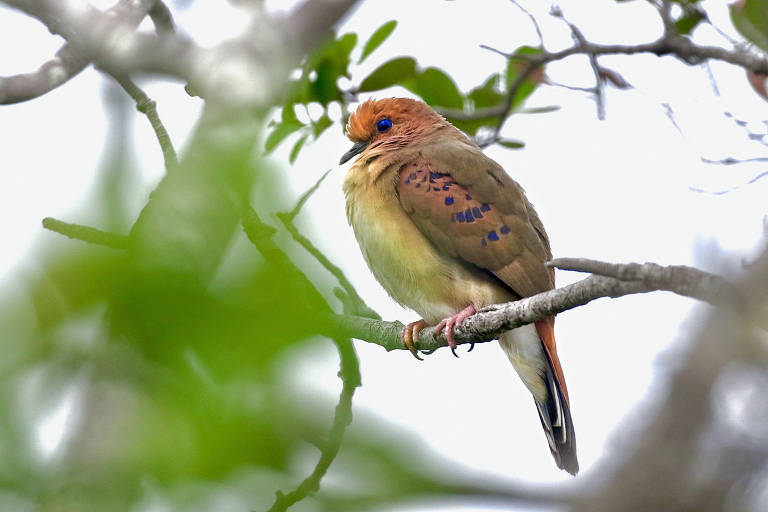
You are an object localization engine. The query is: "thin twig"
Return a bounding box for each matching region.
[700,156,768,165]
[242,208,362,512]
[510,0,544,48]
[479,44,511,59]
[551,6,605,119]
[689,170,768,195]
[42,217,129,249]
[283,169,332,222]
[115,75,178,168]
[276,173,379,319]
[268,336,360,512]
[109,74,178,170]
[492,60,539,140]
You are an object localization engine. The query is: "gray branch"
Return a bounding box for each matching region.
[1,0,360,105]
[0,0,155,104]
[326,258,762,353]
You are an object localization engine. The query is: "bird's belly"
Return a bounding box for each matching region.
[348,197,512,323]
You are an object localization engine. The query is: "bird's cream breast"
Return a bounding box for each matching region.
[343,162,512,323]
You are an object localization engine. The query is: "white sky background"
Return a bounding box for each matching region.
[1,0,768,510]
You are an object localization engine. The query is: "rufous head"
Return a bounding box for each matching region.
[339,98,448,164]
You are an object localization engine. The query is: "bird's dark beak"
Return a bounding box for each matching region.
[339,141,368,165]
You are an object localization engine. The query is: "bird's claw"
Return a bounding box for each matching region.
[402,319,428,361]
[435,304,477,358]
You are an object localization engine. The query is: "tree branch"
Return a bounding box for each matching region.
[447,6,768,124]
[0,0,155,105]
[550,5,606,119]
[1,0,360,105]
[325,259,762,354]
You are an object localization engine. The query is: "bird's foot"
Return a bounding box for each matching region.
[435,304,477,357]
[402,319,428,360]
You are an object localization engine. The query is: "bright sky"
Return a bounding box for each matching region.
[1,0,767,510]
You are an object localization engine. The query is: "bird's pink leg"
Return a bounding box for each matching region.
[435,304,476,357]
[402,319,428,360]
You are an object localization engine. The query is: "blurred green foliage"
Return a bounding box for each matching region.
[731,0,768,54]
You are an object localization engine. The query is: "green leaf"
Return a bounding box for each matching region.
[731,0,768,54]
[674,9,706,35]
[359,20,397,63]
[468,74,504,109]
[357,57,417,92]
[264,122,303,153]
[505,47,544,110]
[281,103,299,124]
[497,139,525,149]
[311,59,342,105]
[505,46,543,88]
[313,114,333,138]
[329,32,358,76]
[289,134,308,164]
[412,67,464,109]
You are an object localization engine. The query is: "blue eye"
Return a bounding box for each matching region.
[376,118,392,133]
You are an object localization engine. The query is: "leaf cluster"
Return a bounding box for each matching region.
[266,23,553,159]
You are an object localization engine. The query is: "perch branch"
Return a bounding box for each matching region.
[325,259,762,353]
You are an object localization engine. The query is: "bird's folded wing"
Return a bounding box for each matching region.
[395,138,554,298]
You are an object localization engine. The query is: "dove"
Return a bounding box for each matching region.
[340,98,578,474]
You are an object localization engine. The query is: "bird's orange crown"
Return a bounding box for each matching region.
[345,98,448,143]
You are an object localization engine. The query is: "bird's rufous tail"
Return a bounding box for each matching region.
[499,318,578,475]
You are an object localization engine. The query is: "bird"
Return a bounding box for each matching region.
[339,97,578,474]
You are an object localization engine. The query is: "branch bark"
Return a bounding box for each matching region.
[0,0,156,104]
[1,0,360,105]
[325,259,762,354]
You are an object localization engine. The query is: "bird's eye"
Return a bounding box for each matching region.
[376,118,392,133]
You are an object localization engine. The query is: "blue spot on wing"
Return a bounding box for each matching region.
[465,208,474,222]
[445,196,454,205]
[465,194,473,200]
[456,212,465,222]
[500,225,511,234]
[480,203,491,212]
[472,207,483,218]
[488,230,499,241]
